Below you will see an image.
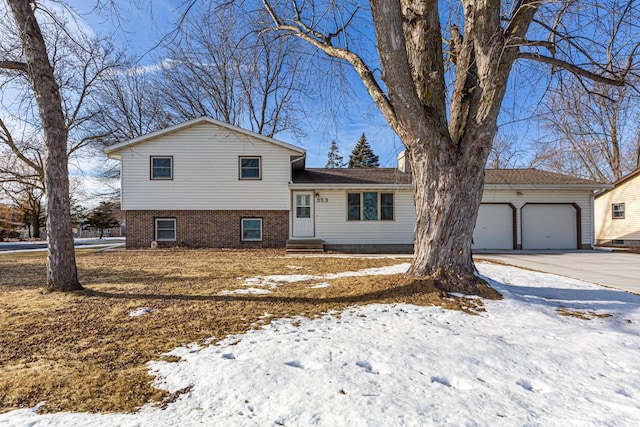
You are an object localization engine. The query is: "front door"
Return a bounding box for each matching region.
[292,191,314,237]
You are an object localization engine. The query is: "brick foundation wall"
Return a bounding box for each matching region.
[126,210,289,249]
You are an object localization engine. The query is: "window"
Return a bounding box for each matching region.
[296,194,311,218]
[347,192,394,221]
[612,203,625,219]
[239,157,261,179]
[348,193,361,220]
[150,156,173,180]
[242,218,262,241]
[155,218,176,241]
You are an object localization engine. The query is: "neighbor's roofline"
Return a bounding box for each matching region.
[104,116,306,157]
[595,167,640,198]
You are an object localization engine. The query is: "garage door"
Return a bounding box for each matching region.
[522,204,577,249]
[472,204,514,250]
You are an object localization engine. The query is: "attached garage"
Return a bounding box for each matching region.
[472,204,515,250]
[521,204,579,250]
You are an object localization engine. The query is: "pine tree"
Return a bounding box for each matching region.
[348,133,379,168]
[325,140,346,168]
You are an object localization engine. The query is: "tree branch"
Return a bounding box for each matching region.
[517,52,625,86]
[0,60,28,73]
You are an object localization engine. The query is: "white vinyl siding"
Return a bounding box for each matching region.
[313,190,414,244]
[481,189,593,248]
[120,122,295,210]
[595,175,640,242]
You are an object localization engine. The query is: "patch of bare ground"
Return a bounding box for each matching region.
[557,307,612,320]
[0,248,484,414]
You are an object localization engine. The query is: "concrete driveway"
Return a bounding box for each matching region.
[474,250,640,294]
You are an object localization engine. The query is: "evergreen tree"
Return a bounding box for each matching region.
[325,140,346,168]
[85,201,120,239]
[348,133,379,168]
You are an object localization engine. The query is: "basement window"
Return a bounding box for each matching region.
[155,218,176,241]
[242,218,263,241]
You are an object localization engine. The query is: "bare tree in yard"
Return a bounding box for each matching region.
[486,134,525,170]
[533,80,640,182]
[0,1,122,291]
[257,0,639,295]
[159,2,306,137]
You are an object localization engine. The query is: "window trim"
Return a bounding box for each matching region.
[612,203,625,219]
[241,218,263,241]
[155,218,176,241]
[346,192,394,221]
[239,156,262,180]
[150,156,173,180]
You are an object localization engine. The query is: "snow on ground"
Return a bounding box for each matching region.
[2,262,640,426]
[222,263,411,294]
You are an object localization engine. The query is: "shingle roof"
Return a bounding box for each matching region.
[483,168,603,185]
[293,168,603,186]
[293,168,411,185]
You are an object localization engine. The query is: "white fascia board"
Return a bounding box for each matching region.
[104,116,305,156]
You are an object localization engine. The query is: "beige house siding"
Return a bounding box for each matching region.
[311,189,416,245]
[481,188,594,248]
[119,122,297,211]
[595,174,640,245]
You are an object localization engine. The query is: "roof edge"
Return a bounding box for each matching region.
[104,116,306,156]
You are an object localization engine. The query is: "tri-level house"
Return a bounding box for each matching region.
[105,116,610,252]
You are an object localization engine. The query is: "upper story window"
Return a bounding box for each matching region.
[612,203,625,219]
[151,156,173,180]
[239,156,261,180]
[347,192,394,221]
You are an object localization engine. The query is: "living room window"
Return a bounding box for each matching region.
[612,203,625,219]
[155,218,176,241]
[347,192,394,221]
[242,218,263,241]
[150,156,173,180]
[239,157,261,179]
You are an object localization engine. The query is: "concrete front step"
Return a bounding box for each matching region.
[286,239,324,253]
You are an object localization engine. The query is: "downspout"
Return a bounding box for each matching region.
[591,188,611,251]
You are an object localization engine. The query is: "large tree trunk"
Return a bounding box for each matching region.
[8,0,81,291]
[405,130,499,298]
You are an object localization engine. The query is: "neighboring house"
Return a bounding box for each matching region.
[105,117,609,252]
[594,168,640,247]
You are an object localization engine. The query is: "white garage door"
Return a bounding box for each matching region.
[522,204,577,250]
[472,204,514,250]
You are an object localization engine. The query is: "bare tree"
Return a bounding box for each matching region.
[486,134,525,169]
[0,1,122,291]
[256,1,639,295]
[159,2,306,137]
[533,80,640,181]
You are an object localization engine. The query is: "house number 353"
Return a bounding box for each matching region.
[316,197,328,203]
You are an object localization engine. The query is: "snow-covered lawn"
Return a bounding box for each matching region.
[2,261,640,426]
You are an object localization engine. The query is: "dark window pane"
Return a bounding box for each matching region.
[347,193,360,220]
[157,229,175,239]
[241,168,260,178]
[156,220,174,229]
[296,207,311,218]
[381,193,393,220]
[153,158,171,168]
[241,158,259,168]
[363,192,378,220]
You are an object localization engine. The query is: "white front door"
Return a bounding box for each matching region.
[292,191,314,237]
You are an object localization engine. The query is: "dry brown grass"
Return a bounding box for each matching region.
[0,248,482,414]
[556,307,612,320]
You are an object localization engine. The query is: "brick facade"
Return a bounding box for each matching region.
[126,210,289,249]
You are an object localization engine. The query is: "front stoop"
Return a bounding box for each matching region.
[286,238,325,253]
